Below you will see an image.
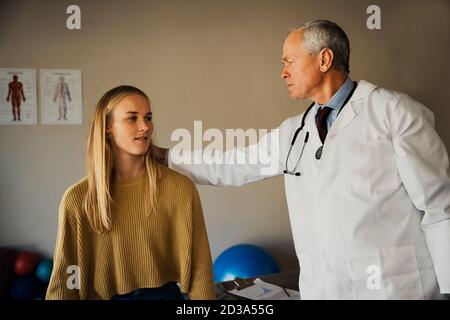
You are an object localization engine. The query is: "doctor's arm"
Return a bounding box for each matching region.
[391,95,450,294]
[165,125,285,187]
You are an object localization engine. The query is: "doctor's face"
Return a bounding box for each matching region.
[281,30,323,100]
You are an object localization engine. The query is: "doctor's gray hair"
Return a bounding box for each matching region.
[287,20,350,74]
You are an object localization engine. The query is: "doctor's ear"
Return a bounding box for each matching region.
[319,48,334,73]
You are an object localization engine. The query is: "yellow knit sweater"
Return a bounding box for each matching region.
[45,166,215,300]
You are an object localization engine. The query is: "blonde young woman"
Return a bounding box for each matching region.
[46,86,215,300]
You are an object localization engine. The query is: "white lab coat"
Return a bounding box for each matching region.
[170,80,450,299]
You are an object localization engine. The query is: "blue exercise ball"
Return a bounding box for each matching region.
[35,259,53,283]
[213,244,280,282]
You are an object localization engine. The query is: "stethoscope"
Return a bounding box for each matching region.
[284,81,358,176]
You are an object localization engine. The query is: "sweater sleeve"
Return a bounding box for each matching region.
[46,189,80,300]
[187,187,216,300]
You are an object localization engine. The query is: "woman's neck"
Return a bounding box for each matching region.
[113,153,146,182]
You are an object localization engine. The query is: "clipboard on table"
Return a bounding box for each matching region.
[216,277,299,300]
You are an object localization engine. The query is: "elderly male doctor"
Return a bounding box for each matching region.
[158,20,450,299]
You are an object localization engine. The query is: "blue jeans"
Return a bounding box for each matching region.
[111,282,186,300]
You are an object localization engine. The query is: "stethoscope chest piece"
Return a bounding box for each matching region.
[315,145,323,160]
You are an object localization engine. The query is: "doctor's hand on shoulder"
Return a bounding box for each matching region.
[152,145,169,166]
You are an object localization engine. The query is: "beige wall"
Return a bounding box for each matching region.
[0,0,449,271]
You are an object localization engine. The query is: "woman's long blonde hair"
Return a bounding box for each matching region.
[84,85,161,234]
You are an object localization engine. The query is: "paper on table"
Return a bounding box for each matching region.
[228,278,300,300]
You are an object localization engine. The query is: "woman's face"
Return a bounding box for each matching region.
[106,94,153,157]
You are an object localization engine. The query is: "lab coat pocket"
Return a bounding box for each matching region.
[347,139,400,192]
[350,246,424,299]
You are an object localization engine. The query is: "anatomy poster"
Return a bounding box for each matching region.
[0,68,37,125]
[40,69,82,125]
